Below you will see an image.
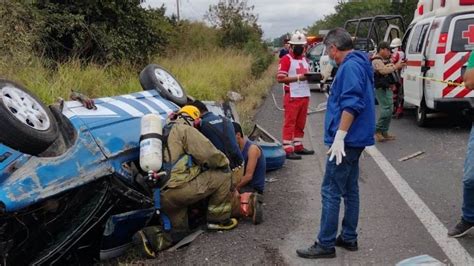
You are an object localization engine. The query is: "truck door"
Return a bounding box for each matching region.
[403,19,433,106]
[384,24,401,43]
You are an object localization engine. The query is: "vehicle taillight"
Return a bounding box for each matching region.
[441,0,446,7]
[436,33,448,54]
[460,0,474,5]
[418,5,424,15]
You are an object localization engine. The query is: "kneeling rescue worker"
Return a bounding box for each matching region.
[136,105,238,256]
[231,122,265,225]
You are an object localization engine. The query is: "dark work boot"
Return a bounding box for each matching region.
[286,152,302,160]
[296,243,336,259]
[295,148,315,155]
[335,235,358,251]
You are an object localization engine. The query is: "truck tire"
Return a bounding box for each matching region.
[416,98,428,127]
[0,79,59,155]
[139,64,188,106]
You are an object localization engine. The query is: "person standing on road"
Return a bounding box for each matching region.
[390,38,406,119]
[276,30,315,160]
[448,53,474,238]
[372,41,405,142]
[296,27,375,259]
[279,38,290,58]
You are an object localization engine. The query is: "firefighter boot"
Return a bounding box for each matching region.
[207,218,238,231]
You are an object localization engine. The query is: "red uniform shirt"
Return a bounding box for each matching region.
[277,52,310,91]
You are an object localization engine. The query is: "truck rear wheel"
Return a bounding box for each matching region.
[139,64,188,106]
[0,80,59,154]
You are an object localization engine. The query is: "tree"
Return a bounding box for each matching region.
[205,0,262,48]
[33,1,174,65]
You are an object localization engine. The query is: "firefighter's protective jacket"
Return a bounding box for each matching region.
[163,118,229,188]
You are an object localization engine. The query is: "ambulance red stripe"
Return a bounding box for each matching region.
[406,60,435,67]
[454,88,471,98]
[444,51,456,64]
[442,86,456,97]
[443,53,470,80]
[442,77,462,97]
[406,60,422,66]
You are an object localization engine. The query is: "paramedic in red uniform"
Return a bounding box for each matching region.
[277,31,315,160]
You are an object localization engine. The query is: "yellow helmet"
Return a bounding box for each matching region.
[178,105,200,120]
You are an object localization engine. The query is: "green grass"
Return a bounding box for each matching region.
[0,57,141,104]
[0,48,276,128]
[157,49,254,101]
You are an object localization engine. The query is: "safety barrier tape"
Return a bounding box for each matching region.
[271,92,327,114]
[416,76,464,87]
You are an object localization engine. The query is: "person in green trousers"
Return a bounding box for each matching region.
[371,41,405,142]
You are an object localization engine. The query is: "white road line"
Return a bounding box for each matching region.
[366,146,474,265]
[320,92,473,264]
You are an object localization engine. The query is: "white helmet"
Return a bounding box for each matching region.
[288,31,307,45]
[390,38,402,48]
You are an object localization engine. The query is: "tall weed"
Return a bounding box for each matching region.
[0,47,274,118]
[157,48,253,101]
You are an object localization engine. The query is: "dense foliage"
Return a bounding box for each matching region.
[33,1,174,65]
[0,0,272,75]
[205,0,272,77]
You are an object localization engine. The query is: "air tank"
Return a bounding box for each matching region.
[140,114,163,172]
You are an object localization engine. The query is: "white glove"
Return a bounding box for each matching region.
[327,130,347,165]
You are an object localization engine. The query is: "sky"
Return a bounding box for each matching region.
[142,0,338,39]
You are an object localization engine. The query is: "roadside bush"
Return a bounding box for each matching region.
[157,48,253,100]
[33,1,174,65]
[0,2,41,61]
[167,21,220,55]
[244,39,274,78]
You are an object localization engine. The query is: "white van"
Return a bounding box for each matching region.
[402,0,474,126]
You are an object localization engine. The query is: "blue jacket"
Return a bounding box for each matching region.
[324,51,375,148]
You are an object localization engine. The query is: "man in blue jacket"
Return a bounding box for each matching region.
[296,28,375,259]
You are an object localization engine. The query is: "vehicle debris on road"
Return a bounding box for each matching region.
[398,151,425,162]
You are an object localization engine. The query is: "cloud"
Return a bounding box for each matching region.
[142,0,337,38]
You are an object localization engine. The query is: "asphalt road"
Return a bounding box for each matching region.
[139,84,472,265]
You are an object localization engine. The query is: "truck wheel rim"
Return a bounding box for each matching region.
[1,85,51,130]
[154,69,184,98]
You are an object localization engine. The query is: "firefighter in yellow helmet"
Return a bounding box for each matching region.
[136,105,238,255]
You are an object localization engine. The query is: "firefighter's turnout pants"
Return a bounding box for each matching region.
[161,169,232,232]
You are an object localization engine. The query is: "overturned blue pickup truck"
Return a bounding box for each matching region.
[0,64,285,264]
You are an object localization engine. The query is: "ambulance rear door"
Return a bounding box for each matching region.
[442,13,474,99]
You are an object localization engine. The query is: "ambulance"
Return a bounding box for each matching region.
[402,0,474,126]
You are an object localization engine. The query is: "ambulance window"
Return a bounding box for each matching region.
[402,28,412,52]
[451,18,474,52]
[408,24,429,54]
